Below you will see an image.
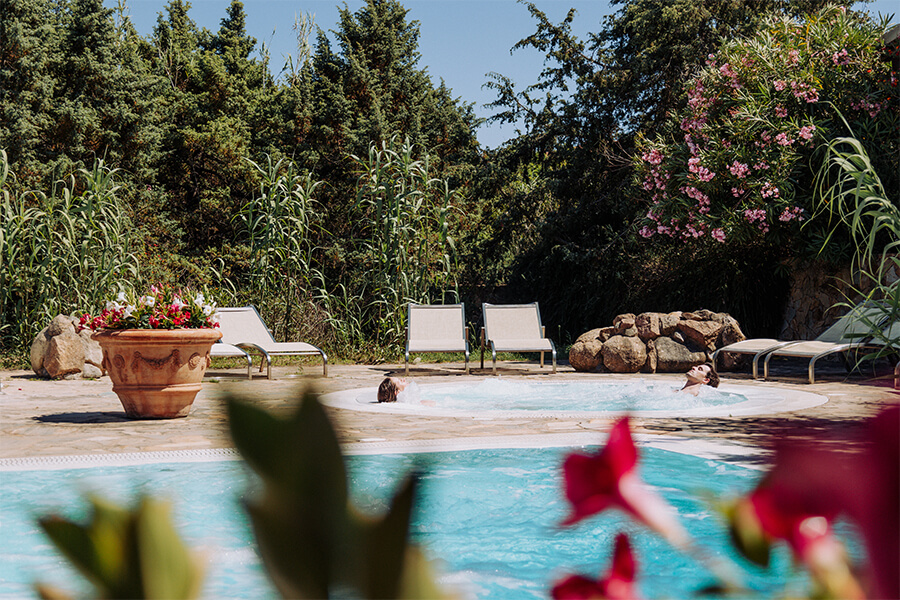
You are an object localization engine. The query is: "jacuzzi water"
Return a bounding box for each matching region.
[0,445,836,599]
[403,379,741,410]
[321,378,828,418]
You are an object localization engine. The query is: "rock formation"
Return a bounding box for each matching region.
[568,310,747,373]
[31,315,106,379]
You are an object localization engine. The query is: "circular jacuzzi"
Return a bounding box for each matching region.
[318,378,828,418]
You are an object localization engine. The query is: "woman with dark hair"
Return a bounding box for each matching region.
[377,377,408,402]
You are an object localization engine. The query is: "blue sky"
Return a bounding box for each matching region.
[115,0,898,149]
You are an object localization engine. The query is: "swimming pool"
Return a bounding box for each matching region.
[320,378,828,418]
[0,440,815,600]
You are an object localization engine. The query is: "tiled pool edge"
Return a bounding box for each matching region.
[0,432,766,471]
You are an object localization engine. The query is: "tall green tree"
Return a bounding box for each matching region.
[150,0,275,257]
[0,0,60,187]
[475,0,842,339]
[51,0,163,182]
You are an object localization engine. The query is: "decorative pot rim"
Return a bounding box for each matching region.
[91,329,223,342]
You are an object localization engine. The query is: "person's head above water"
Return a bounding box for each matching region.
[377,377,408,403]
[684,363,719,388]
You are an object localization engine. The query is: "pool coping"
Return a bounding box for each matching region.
[0,431,765,472]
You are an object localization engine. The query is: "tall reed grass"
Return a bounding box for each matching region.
[0,151,140,353]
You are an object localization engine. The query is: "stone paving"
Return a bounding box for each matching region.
[2,358,898,464]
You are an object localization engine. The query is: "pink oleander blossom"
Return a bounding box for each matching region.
[728,161,750,179]
[798,125,816,142]
[775,132,794,146]
[641,148,664,165]
[761,182,780,199]
[775,105,788,117]
[561,417,690,548]
[831,48,851,66]
[711,228,726,242]
[731,187,745,198]
[779,207,805,222]
[552,534,642,600]
[639,226,655,239]
[687,157,715,182]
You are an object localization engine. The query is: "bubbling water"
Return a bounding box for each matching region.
[395,379,742,412]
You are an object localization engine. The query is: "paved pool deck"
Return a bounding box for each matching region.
[2,358,898,468]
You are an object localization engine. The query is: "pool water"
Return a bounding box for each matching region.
[403,379,744,412]
[2,447,809,599]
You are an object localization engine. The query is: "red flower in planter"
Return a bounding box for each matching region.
[552,533,642,600]
[561,417,689,548]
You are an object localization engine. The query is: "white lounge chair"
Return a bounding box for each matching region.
[480,302,557,374]
[215,306,328,378]
[209,342,253,379]
[711,338,798,379]
[761,302,889,384]
[405,303,470,375]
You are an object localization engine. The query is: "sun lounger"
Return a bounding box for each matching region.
[215,306,328,378]
[405,303,470,375]
[480,302,556,374]
[209,342,253,379]
[711,339,798,379]
[761,301,890,384]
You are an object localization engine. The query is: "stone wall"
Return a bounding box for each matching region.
[569,310,746,373]
[780,259,899,340]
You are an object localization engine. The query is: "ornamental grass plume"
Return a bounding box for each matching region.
[78,285,220,331]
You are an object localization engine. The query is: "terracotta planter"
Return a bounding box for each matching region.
[92,329,222,419]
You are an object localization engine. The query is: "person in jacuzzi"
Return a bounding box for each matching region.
[377,377,408,403]
[679,363,720,396]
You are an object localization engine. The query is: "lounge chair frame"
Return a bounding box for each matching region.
[480,302,557,374]
[215,306,328,379]
[404,303,470,375]
[209,342,253,379]
[711,340,797,379]
[759,302,889,384]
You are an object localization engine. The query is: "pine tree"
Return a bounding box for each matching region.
[0,0,61,186]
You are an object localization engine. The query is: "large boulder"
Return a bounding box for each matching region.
[612,313,637,336]
[30,315,105,379]
[677,319,724,352]
[660,312,682,336]
[716,319,748,371]
[569,329,605,372]
[635,312,662,341]
[652,336,707,372]
[601,335,647,373]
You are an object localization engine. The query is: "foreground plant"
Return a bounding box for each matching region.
[35,495,204,600]
[226,389,450,599]
[554,407,899,599]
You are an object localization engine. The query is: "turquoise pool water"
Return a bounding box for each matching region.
[406,379,744,411]
[2,447,806,599]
